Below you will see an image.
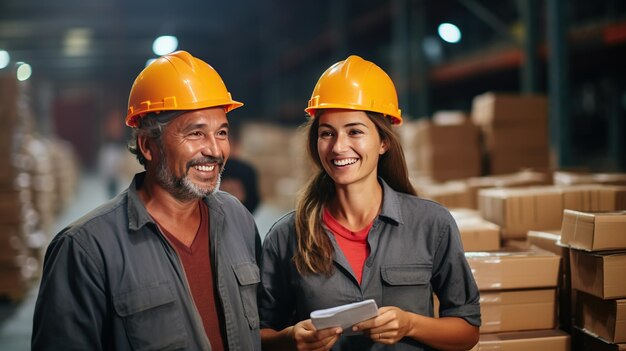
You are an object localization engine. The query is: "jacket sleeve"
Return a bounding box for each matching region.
[32,232,108,351]
[430,213,481,327]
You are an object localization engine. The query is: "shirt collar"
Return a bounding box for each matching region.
[378,178,404,225]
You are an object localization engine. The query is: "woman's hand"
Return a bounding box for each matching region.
[352,306,413,345]
[292,319,342,351]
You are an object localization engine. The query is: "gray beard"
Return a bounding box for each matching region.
[155,152,222,201]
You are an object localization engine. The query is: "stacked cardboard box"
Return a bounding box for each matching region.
[560,210,626,350]
[466,246,561,335]
[412,113,481,182]
[478,184,626,239]
[450,209,500,252]
[478,186,563,239]
[555,171,626,186]
[465,170,551,209]
[411,179,472,208]
[471,92,551,174]
[0,74,41,300]
[528,230,574,333]
[470,329,571,351]
[239,122,314,211]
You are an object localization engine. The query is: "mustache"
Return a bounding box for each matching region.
[187,156,225,169]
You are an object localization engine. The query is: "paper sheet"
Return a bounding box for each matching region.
[310,299,378,335]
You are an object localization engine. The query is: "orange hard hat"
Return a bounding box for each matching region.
[125,50,243,127]
[305,55,402,125]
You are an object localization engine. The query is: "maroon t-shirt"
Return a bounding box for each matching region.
[159,201,225,351]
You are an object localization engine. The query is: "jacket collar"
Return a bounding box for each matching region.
[378,178,404,225]
[127,172,155,231]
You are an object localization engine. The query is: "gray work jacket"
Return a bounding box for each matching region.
[32,172,262,351]
[259,179,481,351]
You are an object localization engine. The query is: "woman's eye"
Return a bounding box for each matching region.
[319,130,333,138]
[349,129,363,135]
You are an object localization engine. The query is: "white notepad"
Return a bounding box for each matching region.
[310,299,378,335]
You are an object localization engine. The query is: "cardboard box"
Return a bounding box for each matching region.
[415,118,480,150]
[570,249,626,299]
[480,289,556,333]
[576,292,626,343]
[466,247,561,290]
[479,187,563,239]
[456,217,501,252]
[482,124,549,152]
[470,329,570,351]
[489,147,551,175]
[561,210,626,251]
[574,327,626,351]
[561,185,626,212]
[471,92,548,128]
[413,181,472,209]
[465,170,551,209]
[527,230,564,256]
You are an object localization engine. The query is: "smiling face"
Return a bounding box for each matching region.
[151,107,230,200]
[316,109,388,187]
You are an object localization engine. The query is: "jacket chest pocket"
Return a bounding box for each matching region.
[233,262,261,329]
[381,264,432,314]
[113,281,187,351]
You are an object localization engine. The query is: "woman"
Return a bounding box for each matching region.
[259,55,480,351]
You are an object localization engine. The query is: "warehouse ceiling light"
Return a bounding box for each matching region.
[152,35,178,56]
[63,28,92,57]
[438,23,462,44]
[0,50,9,69]
[16,62,32,81]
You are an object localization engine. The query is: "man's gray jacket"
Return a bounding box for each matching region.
[32,172,262,350]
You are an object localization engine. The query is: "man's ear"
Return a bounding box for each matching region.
[137,134,154,162]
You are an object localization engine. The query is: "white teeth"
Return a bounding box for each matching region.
[194,165,215,172]
[333,158,358,166]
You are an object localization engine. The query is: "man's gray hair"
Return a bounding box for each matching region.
[127,111,183,168]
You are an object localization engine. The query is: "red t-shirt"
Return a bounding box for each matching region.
[159,201,225,351]
[323,208,373,284]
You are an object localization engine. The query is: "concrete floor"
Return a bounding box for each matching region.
[0,172,288,350]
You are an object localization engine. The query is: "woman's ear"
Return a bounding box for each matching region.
[379,139,389,155]
[137,134,154,162]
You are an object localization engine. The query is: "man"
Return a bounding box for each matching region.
[220,123,260,213]
[32,51,262,351]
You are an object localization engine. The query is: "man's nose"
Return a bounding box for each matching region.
[201,135,220,157]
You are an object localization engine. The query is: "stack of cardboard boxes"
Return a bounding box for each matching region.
[0,75,43,300]
[411,113,482,182]
[478,184,626,240]
[239,122,314,211]
[450,209,500,252]
[560,210,626,350]
[466,246,571,349]
[471,93,551,175]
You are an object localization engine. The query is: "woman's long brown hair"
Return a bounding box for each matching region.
[293,112,417,275]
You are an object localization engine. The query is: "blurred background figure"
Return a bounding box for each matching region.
[97,109,127,198]
[221,122,261,213]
